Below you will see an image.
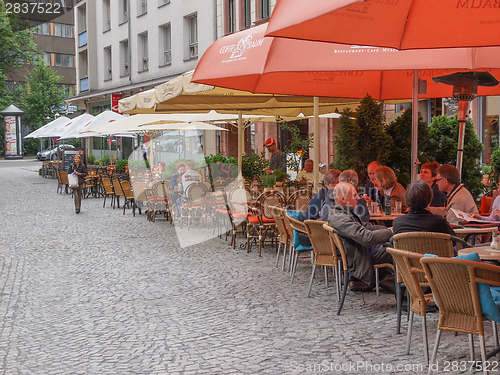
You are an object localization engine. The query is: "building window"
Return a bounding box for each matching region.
[104,46,112,80]
[103,0,111,31]
[78,4,86,34]
[30,20,50,35]
[54,53,74,68]
[261,0,270,19]
[159,23,171,66]
[138,0,147,16]
[53,23,74,38]
[138,32,148,72]
[119,0,128,24]
[42,52,51,65]
[120,39,129,77]
[228,0,235,34]
[243,0,251,29]
[186,13,198,60]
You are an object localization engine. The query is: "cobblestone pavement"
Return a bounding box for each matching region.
[0,159,498,375]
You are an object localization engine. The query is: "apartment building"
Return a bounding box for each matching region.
[71,0,216,115]
[6,3,76,102]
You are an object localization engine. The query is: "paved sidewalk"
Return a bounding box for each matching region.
[0,159,497,374]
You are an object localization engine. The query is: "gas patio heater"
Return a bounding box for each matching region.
[433,71,499,178]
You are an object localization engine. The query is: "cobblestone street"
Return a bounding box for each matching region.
[0,159,498,375]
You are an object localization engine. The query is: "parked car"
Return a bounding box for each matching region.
[37,144,75,161]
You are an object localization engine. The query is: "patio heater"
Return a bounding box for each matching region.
[432,72,499,178]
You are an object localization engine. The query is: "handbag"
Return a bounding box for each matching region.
[68,173,79,189]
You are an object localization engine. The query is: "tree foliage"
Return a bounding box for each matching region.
[385,108,430,187]
[0,0,37,110]
[334,96,392,183]
[20,58,66,128]
[424,115,483,199]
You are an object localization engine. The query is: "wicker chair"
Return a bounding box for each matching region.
[148,180,169,223]
[226,184,251,249]
[100,175,115,208]
[120,179,138,216]
[421,257,500,374]
[111,175,125,208]
[181,182,209,229]
[304,220,341,299]
[284,211,313,282]
[322,224,350,315]
[386,247,435,364]
[287,189,313,211]
[247,191,285,256]
[391,231,470,334]
[270,206,291,270]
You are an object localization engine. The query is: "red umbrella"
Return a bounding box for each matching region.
[193,24,500,181]
[266,0,500,50]
[194,24,500,100]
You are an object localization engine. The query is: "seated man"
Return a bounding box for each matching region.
[182,160,202,192]
[295,158,314,183]
[429,164,478,224]
[363,161,384,203]
[320,170,370,223]
[328,182,393,291]
[306,169,340,220]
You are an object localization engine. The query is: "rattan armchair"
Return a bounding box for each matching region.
[323,224,350,315]
[386,247,435,364]
[119,179,138,216]
[284,211,313,283]
[287,189,313,211]
[247,190,285,256]
[421,257,500,374]
[304,220,340,299]
[391,231,470,334]
[226,184,251,249]
[270,206,291,270]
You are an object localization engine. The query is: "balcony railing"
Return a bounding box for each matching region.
[80,77,89,92]
[78,30,87,47]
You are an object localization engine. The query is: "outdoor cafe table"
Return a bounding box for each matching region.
[369,212,405,225]
[454,226,499,245]
[457,245,500,261]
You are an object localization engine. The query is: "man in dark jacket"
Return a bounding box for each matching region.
[329,182,393,291]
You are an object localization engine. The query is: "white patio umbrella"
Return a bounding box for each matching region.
[58,113,95,139]
[24,116,71,139]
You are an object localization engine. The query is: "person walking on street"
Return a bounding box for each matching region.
[68,154,87,214]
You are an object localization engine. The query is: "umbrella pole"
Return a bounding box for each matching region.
[411,70,419,183]
[456,101,468,180]
[238,111,243,178]
[313,96,319,193]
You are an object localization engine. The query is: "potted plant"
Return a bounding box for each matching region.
[261,173,277,190]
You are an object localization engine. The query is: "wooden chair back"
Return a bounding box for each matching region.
[101,176,114,195]
[111,176,125,197]
[322,224,349,271]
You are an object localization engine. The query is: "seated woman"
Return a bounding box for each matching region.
[393,181,456,235]
[471,195,500,222]
[373,166,407,210]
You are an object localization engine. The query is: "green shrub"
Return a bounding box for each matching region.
[86,154,97,165]
[242,152,269,180]
[100,153,110,166]
[115,159,128,174]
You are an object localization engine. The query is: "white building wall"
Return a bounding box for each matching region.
[74,0,216,98]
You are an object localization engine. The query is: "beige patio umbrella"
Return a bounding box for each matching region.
[119,70,357,187]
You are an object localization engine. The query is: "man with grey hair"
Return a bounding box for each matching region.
[320,170,370,222]
[329,182,393,292]
[306,169,340,220]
